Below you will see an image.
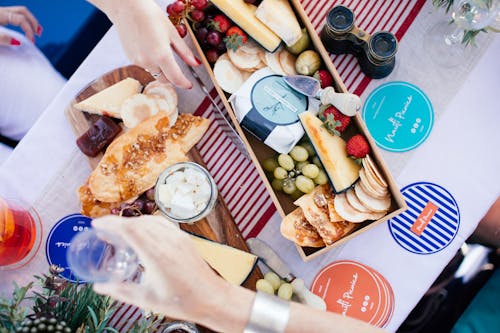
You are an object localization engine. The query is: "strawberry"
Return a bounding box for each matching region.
[224,26,248,51]
[314,69,334,88]
[346,134,370,160]
[320,105,351,136]
[209,14,231,33]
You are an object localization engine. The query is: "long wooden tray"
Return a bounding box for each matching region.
[65,65,262,332]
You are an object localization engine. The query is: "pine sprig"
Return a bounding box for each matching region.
[0,282,33,332]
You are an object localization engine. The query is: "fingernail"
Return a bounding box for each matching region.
[194,56,202,65]
[36,25,43,36]
[10,38,21,46]
[188,83,193,89]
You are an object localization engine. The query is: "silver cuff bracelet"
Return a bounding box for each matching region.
[243,291,290,333]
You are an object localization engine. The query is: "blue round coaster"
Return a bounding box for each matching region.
[388,182,460,255]
[46,214,92,282]
[362,82,434,152]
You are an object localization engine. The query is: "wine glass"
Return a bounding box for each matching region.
[67,228,139,283]
[427,0,499,67]
[0,197,42,270]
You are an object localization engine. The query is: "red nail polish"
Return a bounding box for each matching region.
[37,25,43,36]
[195,57,202,65]
[10,38,21,46]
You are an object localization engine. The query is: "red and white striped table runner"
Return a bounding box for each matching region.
[111,0,426,329]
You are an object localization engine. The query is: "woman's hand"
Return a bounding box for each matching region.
[92,215,237,325]
[0,6,42,45]
[89,0,199,89]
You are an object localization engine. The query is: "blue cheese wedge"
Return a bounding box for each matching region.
[190,236,257,285]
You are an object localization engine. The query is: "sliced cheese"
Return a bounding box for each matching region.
[190,236,257,285]
[210,0,281,52]
[300,111,361,193]
[256,0,302,47]
[73,78,142,119]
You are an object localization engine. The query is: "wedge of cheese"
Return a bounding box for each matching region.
[190,236,257,285]
[300,111,361,193]
[210,0,281,52]
[73,78,142,119]
[256,0,302,47]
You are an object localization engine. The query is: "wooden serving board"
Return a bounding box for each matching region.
[65,65,262,332]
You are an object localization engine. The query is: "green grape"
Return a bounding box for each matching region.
[301,141,316,157]
[289,146,309,162]
[290,190,304,200]
[256,279,275,294]
[282,179,297,194]
[278,154,295,171]
[274,167,287,180]
[296,161,308,171]
[314,170,328,185]
[262,157,278,172]
[301,164,320,178]
[264,272,281,291]
[312,156,323,167]
[277,283,293,300]
[296,175,315,193]
[271,178,284,191]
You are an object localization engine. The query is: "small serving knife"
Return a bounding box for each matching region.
[247,238,326,310]
[187,66,250,159]
[283,75,361,116]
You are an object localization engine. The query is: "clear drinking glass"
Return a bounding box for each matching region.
[427,0,499,67]
[67,228,139,283]
[0,197,42,270]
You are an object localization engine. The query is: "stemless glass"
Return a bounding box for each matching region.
[0,197,42,270]
[427,0,499,67]
[67,228,139,283]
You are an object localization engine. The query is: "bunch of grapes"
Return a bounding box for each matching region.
[262,141,328,199]
[256,272,294,300]
[111,188,157,217]
[166,0,209,38]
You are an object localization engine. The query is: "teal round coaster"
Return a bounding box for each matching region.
[362,82,434,152]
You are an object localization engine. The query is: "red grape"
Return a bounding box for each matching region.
[132,199,145,212]
[205,49,219,63]
[166,4,175,16]
[176,23,187,38]
[143,201,157,215]
[122,208,140,217]
[190,9,205,22]
[216,41,227,53]
[145,188,156,201]
[195,26,209,43]
[171,0,186,14]
[192,0,208,10]
[206,30,222,46]
[111,207,120,215]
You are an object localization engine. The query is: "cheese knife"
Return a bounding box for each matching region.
[247,238,326,310]
[187,66,250,159]
[283,75,361,116]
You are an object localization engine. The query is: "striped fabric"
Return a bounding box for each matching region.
[112,0,426,329]
[301,0,427,95]
[388,182,460,254]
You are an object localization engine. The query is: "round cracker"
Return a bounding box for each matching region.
[364,155,388,188]
[345,188,371,213]
[239,39,262,55]
[334,193,386,223]
[213,58,244,94]
[362,160,389,194]
[354,182,391,213]
[279,50,297,76]
[264,49,286,75]
[228,47,262,71]
[359,168,388,199]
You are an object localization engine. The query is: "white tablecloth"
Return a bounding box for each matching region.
[1,3,499,332]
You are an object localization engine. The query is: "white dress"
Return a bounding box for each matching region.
[0,26,66,164]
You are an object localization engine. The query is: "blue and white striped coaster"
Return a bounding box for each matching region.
[388,182,460,254]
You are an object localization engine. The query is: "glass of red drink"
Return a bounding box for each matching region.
[0,197,42,270]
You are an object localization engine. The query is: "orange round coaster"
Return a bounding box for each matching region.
[311,260,385,325]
